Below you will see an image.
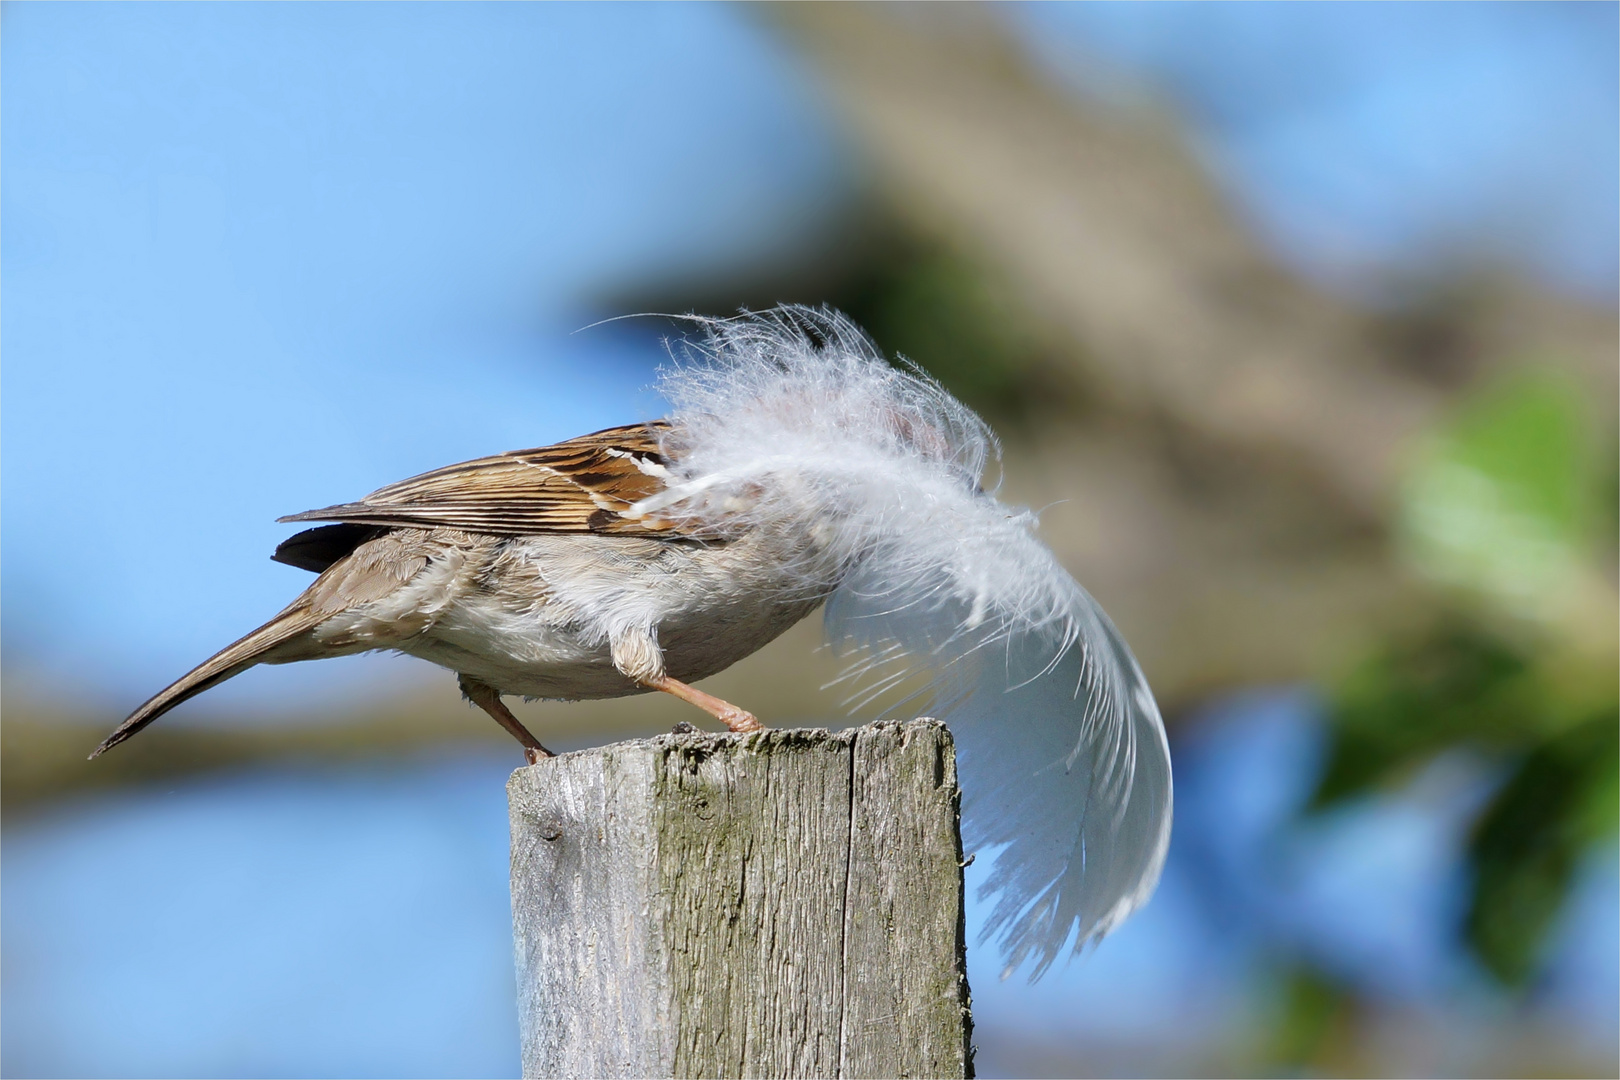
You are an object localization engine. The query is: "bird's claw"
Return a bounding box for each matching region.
[721,709,763,733]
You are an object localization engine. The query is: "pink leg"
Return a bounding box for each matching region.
[459,674,554,763]
[642,674,763,733]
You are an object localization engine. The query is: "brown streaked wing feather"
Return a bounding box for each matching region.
[277,422,693,537]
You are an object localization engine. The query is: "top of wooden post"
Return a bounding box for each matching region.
[508,719,974,1079]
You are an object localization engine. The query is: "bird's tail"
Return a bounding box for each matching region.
[90,603,323,758]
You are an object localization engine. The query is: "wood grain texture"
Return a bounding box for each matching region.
[507,720,973,1079]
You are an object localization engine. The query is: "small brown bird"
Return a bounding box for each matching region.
[92,420,822,762]
[94,306,1170,972]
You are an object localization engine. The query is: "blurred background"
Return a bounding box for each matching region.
[4,4,1615,1076]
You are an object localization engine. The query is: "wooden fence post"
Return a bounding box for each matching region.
[507,719,974,1079]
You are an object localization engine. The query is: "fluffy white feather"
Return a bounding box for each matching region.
[641,305,1173,977]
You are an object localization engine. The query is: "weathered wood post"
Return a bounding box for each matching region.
[507,718,974,1079]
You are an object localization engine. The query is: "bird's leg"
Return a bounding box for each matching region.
[641,674,763,733]
[610,627,763,734]
[458,674,554,763]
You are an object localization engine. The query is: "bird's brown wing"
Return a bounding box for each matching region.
[277,421,694,538]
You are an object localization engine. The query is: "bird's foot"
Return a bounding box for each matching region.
[719,707,763,733]
[642,674,764,735]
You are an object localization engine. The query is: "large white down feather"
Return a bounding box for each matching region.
[635,305,1173,977]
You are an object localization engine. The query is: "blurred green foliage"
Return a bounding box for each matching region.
[1265,964,1356,1074]
[1466,712,1618,984]
[1399,371,1596,623]
[1315,620,1539,807]
[1318,367,1618,987]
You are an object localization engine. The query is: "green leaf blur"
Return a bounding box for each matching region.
[1319,368,1619,986]
[1398,370,1592,623]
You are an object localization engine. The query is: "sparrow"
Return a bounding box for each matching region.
[92,420,826,762]
[92,305,1170,972]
